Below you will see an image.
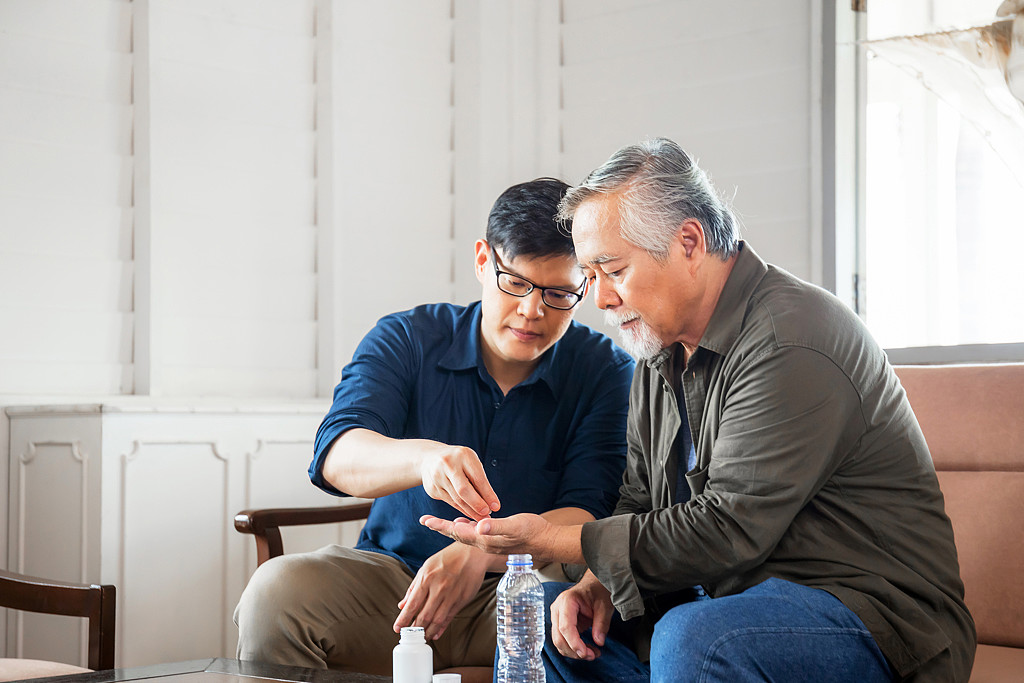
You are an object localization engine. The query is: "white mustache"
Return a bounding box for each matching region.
[604,310,641,327]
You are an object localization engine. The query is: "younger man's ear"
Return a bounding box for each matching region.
[473,239,490,281]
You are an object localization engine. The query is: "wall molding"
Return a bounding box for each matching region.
[15,440,89,661]
[117,438,229,659]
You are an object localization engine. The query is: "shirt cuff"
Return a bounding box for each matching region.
[581,515,646,620]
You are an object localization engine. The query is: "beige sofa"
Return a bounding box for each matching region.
[895,364,1024,682]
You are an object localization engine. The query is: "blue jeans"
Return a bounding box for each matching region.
[540,578,893,683]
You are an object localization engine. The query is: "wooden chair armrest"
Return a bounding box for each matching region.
[0,569,116,670]
[234,502,373,567]
[234,503,373,533]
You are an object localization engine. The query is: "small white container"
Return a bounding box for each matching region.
[432,675,462,683]
[393,626,433,683]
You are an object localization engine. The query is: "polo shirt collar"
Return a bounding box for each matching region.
[437,302,481,372]
[437,301,559,396]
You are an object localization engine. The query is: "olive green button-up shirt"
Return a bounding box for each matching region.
[581,243,975,681]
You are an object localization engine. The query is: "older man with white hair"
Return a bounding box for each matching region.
[424,138,976,682]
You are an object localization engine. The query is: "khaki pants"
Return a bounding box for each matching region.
[233,545,499,675]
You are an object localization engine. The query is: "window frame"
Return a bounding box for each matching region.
[823,0,1024,365]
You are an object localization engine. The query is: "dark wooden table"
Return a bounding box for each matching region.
[28,658,391,683]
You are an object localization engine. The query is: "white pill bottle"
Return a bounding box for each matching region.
[393,626,433,683]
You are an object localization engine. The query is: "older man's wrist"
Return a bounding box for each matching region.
[540,523,585,565]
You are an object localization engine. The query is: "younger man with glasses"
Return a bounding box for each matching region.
[234,178,634,681]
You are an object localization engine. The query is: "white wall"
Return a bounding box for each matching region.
[321,0,455,394]
[1,6,135,649]
[451,0,562,306]
[5,403,364,667]
[0,0,135,396]
[559,0,817,280]
[138,0,320,398]
[1,0,825,663]
[0,0,823,399]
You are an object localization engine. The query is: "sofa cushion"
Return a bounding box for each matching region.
[0,658,91,682]
[969,644,1024,682]
[936,471,1024,648]
[896,364,1024,471]
[896,363,1024,654]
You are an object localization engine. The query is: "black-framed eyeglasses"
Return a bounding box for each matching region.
[491,250,587,310]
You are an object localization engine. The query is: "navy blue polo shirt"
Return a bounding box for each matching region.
[310,301,634,572]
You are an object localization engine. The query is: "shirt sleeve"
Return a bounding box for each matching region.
[584,345,866,619]
[548,353,635,519]
[308,314,419,495]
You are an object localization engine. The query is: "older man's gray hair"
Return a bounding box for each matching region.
[558,138,740,261]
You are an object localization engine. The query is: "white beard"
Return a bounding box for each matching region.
[605,311,664,360]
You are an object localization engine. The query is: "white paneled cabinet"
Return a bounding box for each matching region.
[5,402,366,668]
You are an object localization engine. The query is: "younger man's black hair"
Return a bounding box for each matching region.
[486,178,573,261]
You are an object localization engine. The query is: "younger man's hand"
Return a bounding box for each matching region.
[418,444,501,520]
[392,543,491,641]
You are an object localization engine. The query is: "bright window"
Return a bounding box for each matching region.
[862,0,1024,352]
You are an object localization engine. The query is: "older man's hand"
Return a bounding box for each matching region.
[419,512,560,562]
[550,572,615,661]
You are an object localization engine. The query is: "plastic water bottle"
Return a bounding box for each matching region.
[496,553,545,683]
[393,626,432,683]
